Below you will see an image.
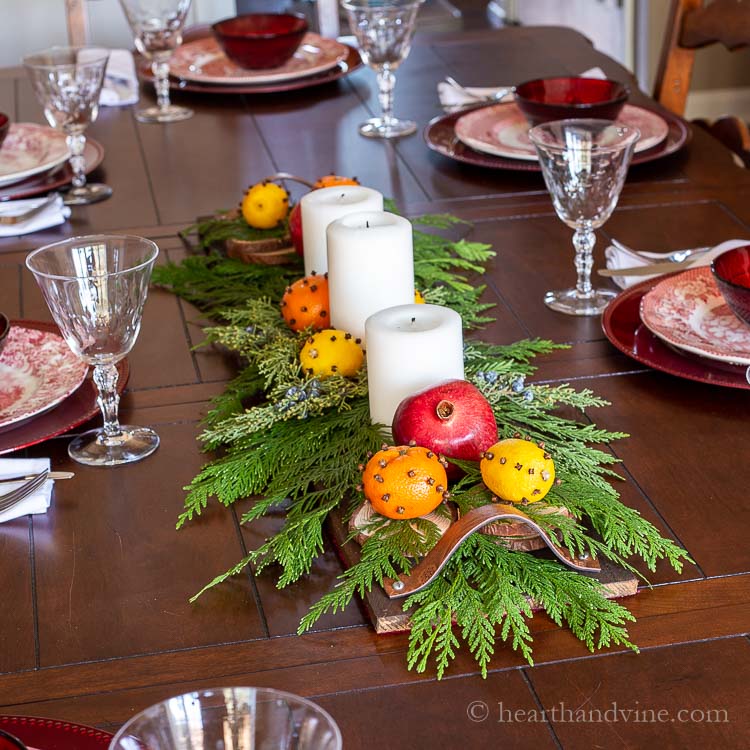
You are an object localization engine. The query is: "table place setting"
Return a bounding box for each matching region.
[0,459,59,523]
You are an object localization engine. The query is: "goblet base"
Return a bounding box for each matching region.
[359,117,417,139]
[544,287,618,316]
[136,104,193,123]
[68,425,160,466]
[63,183,112,206]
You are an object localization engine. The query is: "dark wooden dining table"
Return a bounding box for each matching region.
[1,23,749,749]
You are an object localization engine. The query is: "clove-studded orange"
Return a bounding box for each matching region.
[480,438,555,505]
[313,174,360,189]
[299,329,363,377]
[280,274,330,331]
[414,289,426,304]
[363,445,449,520]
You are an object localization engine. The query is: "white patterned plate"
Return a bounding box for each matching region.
[0,324,88,431]
[0,124,69,187]
[455,102,669,161]
[170,33,349,85]
[640,266,750,365]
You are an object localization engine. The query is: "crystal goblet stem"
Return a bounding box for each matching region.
[26,235,160,467]
[343,0,422,139]
[23,46,112,206]
[529,119,640,316]
[118,0,193,124]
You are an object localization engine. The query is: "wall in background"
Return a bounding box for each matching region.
[0,0,234,66]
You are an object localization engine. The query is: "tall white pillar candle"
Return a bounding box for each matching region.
[327,211,414,343]
[365,304,465,427]
[300,185,383,276]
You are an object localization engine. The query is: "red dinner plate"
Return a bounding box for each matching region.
[0,138,105,202]
[602,277,750,389]
[0,321,130,455]
[425,102,690,171]
[136,44,361,95]
[0,717,112,750]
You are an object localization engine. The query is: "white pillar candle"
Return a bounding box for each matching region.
[327,211,414,343]
[365,303,465,427]
[300,185,384,276]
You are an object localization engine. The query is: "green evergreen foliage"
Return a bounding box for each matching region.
[159,208,691,677]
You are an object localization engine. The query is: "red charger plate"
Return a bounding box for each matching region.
[0,717,111,750]
[425,103,690,172]
[602,277,750,390]
[136,44,361,95]
[0,139,105,202]
[0,321,129,455]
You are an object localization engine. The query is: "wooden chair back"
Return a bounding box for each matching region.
[654,0,750,116]
[65,0,90,46]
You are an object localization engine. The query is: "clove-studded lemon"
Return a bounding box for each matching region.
[362,445,449,520]
[299,329,363,378]
[480,438,555,505]
[241,181,289,229]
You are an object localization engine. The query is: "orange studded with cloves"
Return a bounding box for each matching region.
[362,445,449,520]
[480,438,555,505]
[280,274,330,332]
[299,328,363,378]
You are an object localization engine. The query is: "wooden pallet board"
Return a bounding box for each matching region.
[327,507,639,635]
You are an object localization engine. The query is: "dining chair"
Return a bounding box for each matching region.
[653,0,750,166]
[65,0,90,46]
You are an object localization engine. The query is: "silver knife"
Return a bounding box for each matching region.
[597,259,702,277]
[0,194,58,226]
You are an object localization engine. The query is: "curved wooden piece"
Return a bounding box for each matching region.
[382,504,600,599]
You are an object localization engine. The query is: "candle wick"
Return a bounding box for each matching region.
[366,220,370,228]
[411,317,416,323]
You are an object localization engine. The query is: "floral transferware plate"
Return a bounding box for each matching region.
[640,266,750,365]
[0,323,88,432]
[454,102,669,161]
[170,33,349,85]
[0,124,69,187]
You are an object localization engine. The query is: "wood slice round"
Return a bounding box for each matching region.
[349,501,453,547]
[474,504,572,552]
[225,236,297,265]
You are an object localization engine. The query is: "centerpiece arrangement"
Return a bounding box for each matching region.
[155,174,690,678]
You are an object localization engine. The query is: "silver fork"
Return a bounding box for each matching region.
[0,470,50,514]
[611,238,712,263]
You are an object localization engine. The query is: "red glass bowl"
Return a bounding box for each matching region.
[0,113,9,150]
[212,13,308,70]
[711,245,750,325]
[515,76,629,126]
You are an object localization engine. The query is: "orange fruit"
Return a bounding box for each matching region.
[480,438,555,505]
[241,181,289,229]
[300,329,363,378]
[281,274,330,331]
[363,445,449,520]
[313,174,360,189]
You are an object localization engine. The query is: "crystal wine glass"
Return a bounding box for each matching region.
[23,47,112,206]
[26,235,160,467]
[342,0,422,139]
[528,119,640,316]
[119,0,193,123]
[109,687,342,750]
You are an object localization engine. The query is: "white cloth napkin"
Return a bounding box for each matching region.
[437,67,608,111]
[100,49,139,107]
[0,195,70,237]
[603,238,750,289]
[0,458,53,523]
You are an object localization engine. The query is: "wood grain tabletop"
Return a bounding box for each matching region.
[0,23,748,749]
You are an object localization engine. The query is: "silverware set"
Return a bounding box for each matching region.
[0,470,74,515]
[598,240,713,278]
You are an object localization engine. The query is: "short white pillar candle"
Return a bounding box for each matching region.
[327,211,414,343]
[365,303,465,427]
[300,185,384,276]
